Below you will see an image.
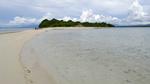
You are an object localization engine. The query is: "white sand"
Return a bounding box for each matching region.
[0,29,45,84]
[21,28,150,84]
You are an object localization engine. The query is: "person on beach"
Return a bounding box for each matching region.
[35,27,38,30]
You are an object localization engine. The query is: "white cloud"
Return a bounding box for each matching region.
[7,13,53,26]
[59,9,121,24]
[9,17,37,25]
[79,9,121,24]
[125,0,150,25]
[62,16,78,21]
[62,16,72,21]
[80,9,93,22]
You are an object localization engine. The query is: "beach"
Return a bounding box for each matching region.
[0,29,45,84]
[0,0,149,83]
[0,28,150,84]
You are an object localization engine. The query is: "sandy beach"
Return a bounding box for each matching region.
[0,29,45,84]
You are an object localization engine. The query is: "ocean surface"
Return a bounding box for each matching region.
[0,27,33,33]
[21,27,150,84]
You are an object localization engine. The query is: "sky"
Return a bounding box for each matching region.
[0,0,150,27]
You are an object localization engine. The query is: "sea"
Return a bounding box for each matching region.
[21,27,150,84]
[0,27,34,33]
[0,27,149,33]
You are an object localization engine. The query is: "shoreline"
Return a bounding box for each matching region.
[0,31,25,35]
[20,28,150,84]
[0,29,46,84]
[20,28,62,84]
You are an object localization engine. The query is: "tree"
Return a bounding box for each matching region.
[39,18,114,28]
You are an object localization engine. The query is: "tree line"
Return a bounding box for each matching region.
[39,18,114,28]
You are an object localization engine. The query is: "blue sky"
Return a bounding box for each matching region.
[0,0,150,27]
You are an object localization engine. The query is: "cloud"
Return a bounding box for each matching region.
[9,17,37,25]
[4,0,150,27]
[80,9,93,22]
[124,0,150,25]
[0,0,133,20]
[0,0,149,27]
[7,9,121,27]
[60,9,121,24]
[5,13,53,27]
[78,0,150,25]
[59,0,150,25]
[79,9,121,24]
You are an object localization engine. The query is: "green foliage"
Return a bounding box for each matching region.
[39,18,114,28]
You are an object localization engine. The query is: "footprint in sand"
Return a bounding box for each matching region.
[23,66,34,84]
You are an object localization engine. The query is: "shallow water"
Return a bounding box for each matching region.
[22,27,150,84]
[0,28,33,33]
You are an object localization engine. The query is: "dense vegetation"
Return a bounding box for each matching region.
[39,18,114,28]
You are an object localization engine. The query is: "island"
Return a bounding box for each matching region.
[39,18,114,28]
